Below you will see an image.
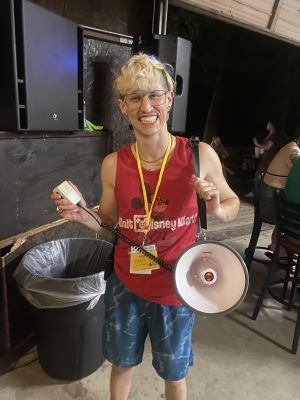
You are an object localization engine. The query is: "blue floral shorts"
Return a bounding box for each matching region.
[102,273,195,381]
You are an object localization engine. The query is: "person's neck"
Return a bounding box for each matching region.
[135,131,171,162]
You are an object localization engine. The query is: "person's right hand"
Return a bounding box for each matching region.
[192,175,221,216]
[50,181,88,223]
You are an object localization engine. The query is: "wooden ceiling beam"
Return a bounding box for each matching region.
[267,0,284,31]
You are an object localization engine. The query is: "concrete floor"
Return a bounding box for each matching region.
[1,201,300,399]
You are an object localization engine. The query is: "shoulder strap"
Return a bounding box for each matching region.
[189,136,207,231]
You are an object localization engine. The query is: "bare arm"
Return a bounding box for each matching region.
[97,152,119,226]
[253,136,274,151]
[192,142,239,222]
[50,152,118,232]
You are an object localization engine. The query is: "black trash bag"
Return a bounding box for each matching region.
[13,238,113,310]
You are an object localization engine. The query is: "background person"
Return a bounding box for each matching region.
[253,120,277,176]
[51,53,239,400]
[284,145,300,204]
[259,134,300,257]
[283,152,300,252]
[245,120,277,198]
[210,136,235,179]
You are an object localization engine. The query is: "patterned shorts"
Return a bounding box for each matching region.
[102,273,195,381]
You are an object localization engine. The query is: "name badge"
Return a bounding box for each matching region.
[130,245,160,274]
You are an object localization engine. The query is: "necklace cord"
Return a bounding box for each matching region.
[135,133,172,236]
[139,156,164,164]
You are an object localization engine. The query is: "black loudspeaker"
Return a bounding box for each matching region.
[0,0,83,132]
[132,34,191,133]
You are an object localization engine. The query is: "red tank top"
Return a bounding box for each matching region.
[114,136,198,305]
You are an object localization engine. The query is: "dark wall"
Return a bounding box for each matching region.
[0,131,112,240]
[31,0,153,36]
[83,39,133,150]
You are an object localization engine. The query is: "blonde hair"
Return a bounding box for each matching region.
[115,53,174,97]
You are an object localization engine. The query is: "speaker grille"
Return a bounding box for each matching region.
[14,0,28,129]
[77,26,84,130]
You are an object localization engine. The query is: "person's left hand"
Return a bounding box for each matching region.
[192,175,221,215]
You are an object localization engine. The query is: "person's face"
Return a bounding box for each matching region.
[118,81,174,136]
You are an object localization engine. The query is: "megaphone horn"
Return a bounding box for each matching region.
[174,240,249,316]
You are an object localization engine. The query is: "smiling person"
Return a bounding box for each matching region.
[51,53,239,400]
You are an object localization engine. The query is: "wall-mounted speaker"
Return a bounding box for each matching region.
[0,0,83,132]
[132,34,191,133]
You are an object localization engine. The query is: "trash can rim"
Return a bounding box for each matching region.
[17,270,105,282]
[19,237,113,281]
[28,237,113,247]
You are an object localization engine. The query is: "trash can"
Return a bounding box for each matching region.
[13,237,113,381]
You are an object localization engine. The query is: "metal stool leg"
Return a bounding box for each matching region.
[244,218,263,272]
[252,250,279,320]
[291,300,300,354]
[288,259,300,311]
[281,252,294,302]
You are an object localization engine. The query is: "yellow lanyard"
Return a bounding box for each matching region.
[135,133,172,237]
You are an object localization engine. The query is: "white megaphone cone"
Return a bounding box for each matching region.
[173,240,249,316]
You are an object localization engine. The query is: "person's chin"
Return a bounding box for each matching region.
[135,120,162,133]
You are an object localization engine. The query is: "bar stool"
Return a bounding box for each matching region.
[252,192,300,354]
[244,173,275,272]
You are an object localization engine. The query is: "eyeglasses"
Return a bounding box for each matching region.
[123,90,167,110]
